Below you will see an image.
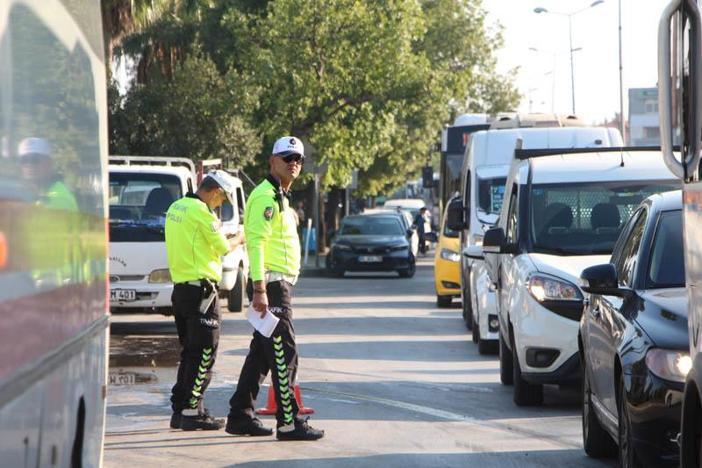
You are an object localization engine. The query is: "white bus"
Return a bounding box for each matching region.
[0,0,108,466]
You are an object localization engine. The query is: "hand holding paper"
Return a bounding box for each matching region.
[246,304,279,338]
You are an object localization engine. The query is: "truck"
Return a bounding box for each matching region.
[108,156,249,314]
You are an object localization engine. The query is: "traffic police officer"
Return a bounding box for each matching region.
[226,136,324,441]
[165,170,243,430]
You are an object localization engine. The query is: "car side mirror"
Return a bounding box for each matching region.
[424,231,438,242]
[446,198,465,231]
[463,245,484,260]
[406,229,414,238]
[482,227,506,254]
[580,263,633,298]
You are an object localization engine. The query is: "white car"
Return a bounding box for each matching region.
[108,156,248,314]
[482,147,678,406]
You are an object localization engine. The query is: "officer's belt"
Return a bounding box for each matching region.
[176,279,217,288]
[265,271,298,286]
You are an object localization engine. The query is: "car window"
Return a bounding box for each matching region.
[477,176,507,215]
[505,186,518,244]
[340,217,404,236]
[529,180,676,255]
[614,208,647,287]
[647,210,684,288]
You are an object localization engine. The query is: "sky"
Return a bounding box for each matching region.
[483,0,670,125]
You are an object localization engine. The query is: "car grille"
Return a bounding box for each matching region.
[351,246,392,254]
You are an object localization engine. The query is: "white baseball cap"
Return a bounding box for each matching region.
[204,170,235,205]
[272,136,305,158]
[18,137,51,157]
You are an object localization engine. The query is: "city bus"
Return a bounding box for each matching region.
[0,0,109,466]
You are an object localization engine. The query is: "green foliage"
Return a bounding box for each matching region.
[109,56,261,166]
[107,0,519,194]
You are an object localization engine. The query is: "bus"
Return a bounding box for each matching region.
[0,0,108,466]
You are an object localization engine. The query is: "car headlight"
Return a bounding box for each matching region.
[149,269,172,283]
[645,348,692,383]
[440,248,461,262]
[334,243,352,251]
[527,274,582,302]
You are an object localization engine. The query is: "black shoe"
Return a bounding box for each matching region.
[225,417,273,436]
[170,412,181,429]
[180,410,224,431]
[276,418,324,441]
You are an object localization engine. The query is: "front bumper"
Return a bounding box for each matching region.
[477,290,499,341]
[625,373,684,466]
[110,281,173,311]
[435,257,460,296]
[513,294,582,383]
[329,249,413,272]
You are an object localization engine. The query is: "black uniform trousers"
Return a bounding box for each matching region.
[229,280,300,427]
[170,281,220,413]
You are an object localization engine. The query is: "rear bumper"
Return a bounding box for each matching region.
[110,282,172,309]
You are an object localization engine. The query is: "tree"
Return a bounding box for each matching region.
[109,56,261,166]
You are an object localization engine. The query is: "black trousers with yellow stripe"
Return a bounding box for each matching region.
[228,280,300,427]
[170,282,220,413]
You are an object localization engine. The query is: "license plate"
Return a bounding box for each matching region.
[111,289,136,301]
[108,371,136,386]
[359,255,382,263]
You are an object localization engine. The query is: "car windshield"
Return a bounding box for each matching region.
[340,217,404,236]
[477,176,507,216]
[529,180,678,255]
[647,210,684,288]
[108,173,182,242]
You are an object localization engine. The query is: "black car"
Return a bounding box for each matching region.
[579,190,688,467]
[327,213,416,278]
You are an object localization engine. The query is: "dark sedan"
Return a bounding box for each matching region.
[327,214,416,278]
[578,190,688,467]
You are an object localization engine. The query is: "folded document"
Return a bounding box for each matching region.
[245,305,280,338]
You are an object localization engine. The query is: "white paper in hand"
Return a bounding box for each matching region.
[246,304,280,338]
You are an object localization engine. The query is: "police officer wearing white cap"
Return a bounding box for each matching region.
[226,136,324,441]
[18,137,78,210]
[164,170,245,431]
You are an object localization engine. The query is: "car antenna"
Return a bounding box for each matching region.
[620,148,625,167]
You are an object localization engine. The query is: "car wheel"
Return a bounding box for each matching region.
[227,265,245,312]
[618,375,642,468]
[499,331,513,385]
[472,317,480,344]
[681,385,702,468]
[436,295,452,307]
[512,341,543,406]
[398,258,416,278]
[462,282,473,330]
[582,363,616,458]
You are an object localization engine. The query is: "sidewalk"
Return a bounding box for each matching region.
[299,252,329,277]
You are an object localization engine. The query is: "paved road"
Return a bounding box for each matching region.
[104,256,616,467]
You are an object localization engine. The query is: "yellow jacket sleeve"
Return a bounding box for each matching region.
[196,207,229,257]
[245,193,273,281]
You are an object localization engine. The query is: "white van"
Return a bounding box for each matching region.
[481,147,678,406]
[448,127,624,352]
[108,156,248,314]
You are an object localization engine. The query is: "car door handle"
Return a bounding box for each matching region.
[590,307,601,320]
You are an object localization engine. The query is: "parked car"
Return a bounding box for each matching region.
[327,213,416,278]
[482,147,678,406]
[579,190,687,467]
[434,197,461,307]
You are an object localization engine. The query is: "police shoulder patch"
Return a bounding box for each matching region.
[264,207,273,220]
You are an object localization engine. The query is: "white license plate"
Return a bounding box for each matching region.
[111,289,136,301]
[359,255,382,263]
[108,371,136,386]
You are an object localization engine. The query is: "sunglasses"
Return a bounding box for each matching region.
[278,153,305,164]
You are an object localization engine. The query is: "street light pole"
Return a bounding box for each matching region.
[534,1,604,116]
[618,0,625,142]
[568,14,576,114]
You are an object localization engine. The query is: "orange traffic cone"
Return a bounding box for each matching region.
[255,383,315,415]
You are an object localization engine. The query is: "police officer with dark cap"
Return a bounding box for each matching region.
[165,170,244,430]
[226,136,324,441]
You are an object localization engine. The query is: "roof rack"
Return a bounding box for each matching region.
[514,146,667,160]
[109,155,196,174]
